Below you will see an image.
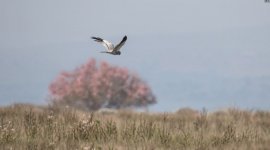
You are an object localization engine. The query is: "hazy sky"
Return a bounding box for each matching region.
[0,0,270,111]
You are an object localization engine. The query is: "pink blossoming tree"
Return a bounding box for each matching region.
[49,59,156,111]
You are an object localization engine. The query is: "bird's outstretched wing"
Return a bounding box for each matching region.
[113,36,127,52]
[91,37,114,52]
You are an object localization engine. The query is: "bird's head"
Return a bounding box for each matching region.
[116,51,121,55]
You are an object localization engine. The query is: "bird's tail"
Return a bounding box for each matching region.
[100,51,108,53]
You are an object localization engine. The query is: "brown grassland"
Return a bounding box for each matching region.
[0,104,270,150]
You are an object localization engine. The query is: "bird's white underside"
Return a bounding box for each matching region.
[102,40,114,52]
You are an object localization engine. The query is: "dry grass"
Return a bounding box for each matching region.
[0,104,270,150]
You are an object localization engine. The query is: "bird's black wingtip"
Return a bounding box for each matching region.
[91,36,103,42]
[123,35,127,40]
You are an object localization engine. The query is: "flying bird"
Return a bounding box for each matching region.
[91,35,127,55]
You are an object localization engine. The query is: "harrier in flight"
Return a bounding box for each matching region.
[91,35,127,55]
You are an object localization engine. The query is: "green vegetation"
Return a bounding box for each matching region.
[0,104,270,149]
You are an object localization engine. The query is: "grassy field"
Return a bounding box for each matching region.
[0,104,270,150]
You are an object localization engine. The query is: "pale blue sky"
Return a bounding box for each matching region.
[0,0,270,111]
